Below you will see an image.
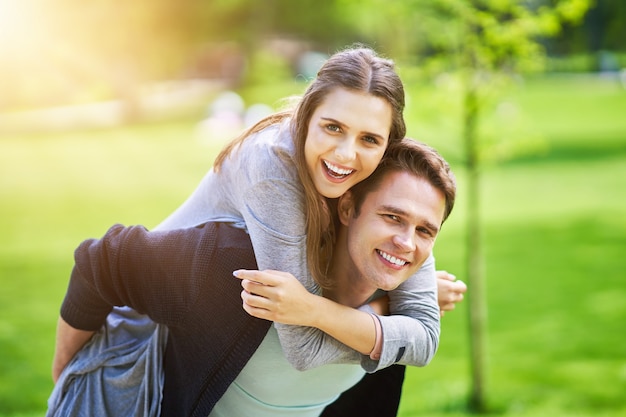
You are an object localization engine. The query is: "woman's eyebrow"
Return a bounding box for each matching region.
[320,117,386,140]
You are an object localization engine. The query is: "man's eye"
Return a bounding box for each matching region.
[417,227,432,237]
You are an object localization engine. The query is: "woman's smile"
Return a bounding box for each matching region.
[322,160,355,181]
[305,87,392,198]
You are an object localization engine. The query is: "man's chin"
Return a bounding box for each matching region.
[378,273,414,291]
[377,279,403,292]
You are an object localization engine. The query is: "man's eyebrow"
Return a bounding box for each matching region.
[380,204,440,235]
[379,204,408,217]
[320,117,386,141]
[422,220,440,235]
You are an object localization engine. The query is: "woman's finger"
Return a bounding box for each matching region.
[233,269,283,286]
[240,278,272,298]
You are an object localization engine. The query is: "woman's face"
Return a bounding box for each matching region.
[305,87,393,198]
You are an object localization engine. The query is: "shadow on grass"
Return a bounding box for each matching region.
[505,132,626,166]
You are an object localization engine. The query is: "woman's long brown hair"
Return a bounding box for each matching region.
[213,45,406,289]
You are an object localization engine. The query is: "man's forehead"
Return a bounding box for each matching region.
[366,171,445,225]
[371,171,421,197]
[364,173,412,205]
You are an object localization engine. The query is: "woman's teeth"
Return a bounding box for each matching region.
[324,160,354,178]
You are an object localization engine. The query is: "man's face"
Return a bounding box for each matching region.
[339,171,446,291]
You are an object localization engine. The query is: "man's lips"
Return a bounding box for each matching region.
[377,249,409,268]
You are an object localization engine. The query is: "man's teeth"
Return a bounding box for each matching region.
[378,250,407,266]
[324,160,354,177]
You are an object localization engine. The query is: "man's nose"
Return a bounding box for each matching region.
[392,229,416,252]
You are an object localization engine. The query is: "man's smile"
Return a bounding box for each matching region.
[376,249,409,268]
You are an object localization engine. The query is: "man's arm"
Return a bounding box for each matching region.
[52,223,256,381]
[52,317,95,383]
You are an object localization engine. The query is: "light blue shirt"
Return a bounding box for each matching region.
[209,326,365,417]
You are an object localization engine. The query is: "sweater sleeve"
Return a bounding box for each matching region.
[274,256,440,372]
[60,223,232,331]
[360,254,440,372]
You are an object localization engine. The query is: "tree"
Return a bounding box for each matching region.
[342,0,591,412]
[414,0,590,411]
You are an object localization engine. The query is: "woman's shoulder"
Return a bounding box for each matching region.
[235,119,297,174]
[246,119,294,154]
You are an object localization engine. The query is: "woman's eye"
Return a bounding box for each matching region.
[326,124,341,133]
[362,135,379,145]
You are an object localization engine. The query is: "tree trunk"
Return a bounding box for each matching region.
[464,84,489,413]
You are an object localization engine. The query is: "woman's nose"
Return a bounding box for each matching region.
[334,138,356,162]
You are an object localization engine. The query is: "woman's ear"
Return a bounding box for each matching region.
[337,191,354,226]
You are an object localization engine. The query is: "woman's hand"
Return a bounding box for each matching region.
[233,269,318,326]
[234,269,378,356]
[436,270,467,317]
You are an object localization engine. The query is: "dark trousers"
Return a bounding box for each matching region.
[320,364,406,417]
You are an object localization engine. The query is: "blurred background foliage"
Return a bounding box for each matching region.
[1,0,625,416]
[1,0,625,114]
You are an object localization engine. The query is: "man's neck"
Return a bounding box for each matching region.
[326,235,378,308]
[324,223,377,308]
[324,280,374,309]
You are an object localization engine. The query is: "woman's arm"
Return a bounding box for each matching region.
[235,263,467,372]
[237,171,442,370]
[374,255,440,369]
[234,255,441,371]
[235,269,378,357]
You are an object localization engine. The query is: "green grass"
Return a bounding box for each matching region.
[0,121,225,415]
[1,74,625,416]
[397,74,626,417]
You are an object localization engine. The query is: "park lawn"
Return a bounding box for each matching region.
[398,74,626,416]
[0,121,223,415]
[398,158,626,417]
[0,74,625,416]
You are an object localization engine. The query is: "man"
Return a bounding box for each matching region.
[48,138,462,417]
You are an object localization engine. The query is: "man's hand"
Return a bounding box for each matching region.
[437,270,467,317]
[52,317,95,383]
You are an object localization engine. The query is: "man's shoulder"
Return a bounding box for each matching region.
[197,222,254,253]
